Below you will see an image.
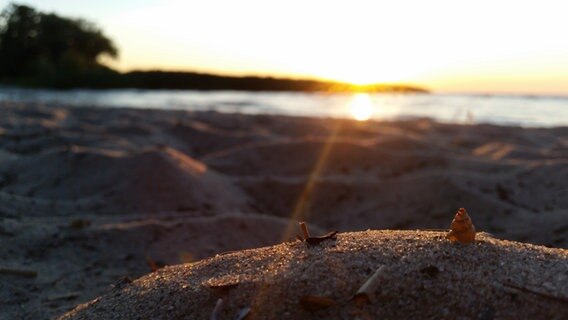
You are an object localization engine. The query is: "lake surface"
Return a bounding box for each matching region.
[1,87,567,127]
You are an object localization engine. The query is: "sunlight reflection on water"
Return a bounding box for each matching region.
[348,93,374,121]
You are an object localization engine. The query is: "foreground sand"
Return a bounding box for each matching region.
[0,101,566,319]
[60,231,568,319]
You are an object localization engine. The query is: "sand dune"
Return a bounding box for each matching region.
[205,138,448,179]
[0,101,566,319]
[165,120,267,157]
[0,213,310,319]
[0,145,249,215]
[60,231,568,320]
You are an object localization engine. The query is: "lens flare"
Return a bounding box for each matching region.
[349,93,374,121]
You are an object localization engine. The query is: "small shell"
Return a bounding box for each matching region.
[446,208,476,243]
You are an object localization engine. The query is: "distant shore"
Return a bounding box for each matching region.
[1,69,428,92]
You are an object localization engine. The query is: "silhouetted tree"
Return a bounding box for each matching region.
[0,3,427,92]
[0,3,117,82]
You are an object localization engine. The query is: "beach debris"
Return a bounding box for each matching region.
[298,221,338,245]
[498,281,568,304]
[299,295,336,311]
[234,307,251,320]
[353,265,388,305]
[446,208,476,243]
[47,292,79,301]
[208,283,239,297]
[215,249,241,257]
[306,231,338,245]
[300,221,310,239]
[0,266,38,278]
[146,256,163,272]
[210,298,224,320]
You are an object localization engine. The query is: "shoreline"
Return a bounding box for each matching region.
[2,90,568,128]
[0,96,568,129]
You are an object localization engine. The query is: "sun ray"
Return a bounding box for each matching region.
[282,121,341,238]
[249,121,342,316]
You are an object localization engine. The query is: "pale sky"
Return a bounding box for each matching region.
[3,0,568,95]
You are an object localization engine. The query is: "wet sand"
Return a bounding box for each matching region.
[0,101,566,319]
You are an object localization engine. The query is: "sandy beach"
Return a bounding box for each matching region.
[0,101,566,319]
[61,231,568,320]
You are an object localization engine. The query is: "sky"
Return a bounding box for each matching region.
[3,0,568,95]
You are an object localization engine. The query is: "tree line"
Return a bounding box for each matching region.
[0,3,427,93]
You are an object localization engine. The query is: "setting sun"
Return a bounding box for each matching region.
[349,93,374,121]
[22,0,568,94]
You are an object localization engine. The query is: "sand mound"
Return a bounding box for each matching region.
[165,120,265,157]
[60,230,568,320]
[205,139,445,177]
[1,102,567,319]
[1,213,309,319]
[239,169,568,247]
[0,145,249,214]
[95,214,323,265]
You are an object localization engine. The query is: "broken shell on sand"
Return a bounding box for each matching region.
[447,208,476,244]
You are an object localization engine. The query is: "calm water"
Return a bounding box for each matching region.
[1,87,567,127]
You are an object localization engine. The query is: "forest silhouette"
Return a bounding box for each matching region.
[0,3,426,92]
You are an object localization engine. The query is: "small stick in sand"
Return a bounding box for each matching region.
[0,266,38,278]
[305,231,339,245]
[146,256,160,272]
[210,298,224,320]
[499,282,568,304]
[298,222,338,245]
[234,307,251,320]
[47,292,79,301]
[353,265,388,305]
[299,221,310,239]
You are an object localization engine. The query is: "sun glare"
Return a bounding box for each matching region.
[349,93,374,121]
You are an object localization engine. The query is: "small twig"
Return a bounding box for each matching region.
[146,256,159,272]
[299,221,310,239]
[210,298,224,320]
[47,292,79,301]
[500,282,568,304]
[354,265,388,304]
[305,231,338,245]
[0,266,38,278]
[298,222,338,245]
[233,307,251,320]
[215,249,242,257]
